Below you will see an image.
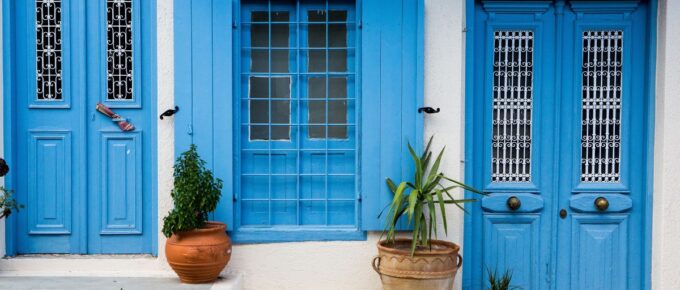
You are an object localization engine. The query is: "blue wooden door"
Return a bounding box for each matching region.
[467,1,653,289]
[11,0,154,254]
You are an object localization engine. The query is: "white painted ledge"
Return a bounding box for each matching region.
[0,255,243,290]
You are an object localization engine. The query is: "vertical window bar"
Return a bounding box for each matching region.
[36,0,63,101]
[324,0,330,226]
[267,0,273,225]
[295,0,301,226]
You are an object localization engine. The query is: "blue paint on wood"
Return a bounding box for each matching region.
[173,0,424,241]
[465,1,656,289]
[6,0,157,254]
[569,193,632,213]
[481,193,544,213]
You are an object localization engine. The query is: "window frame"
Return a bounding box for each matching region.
[231,0,365,243]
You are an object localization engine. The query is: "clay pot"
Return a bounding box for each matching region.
[166,221,232,283]
[372,239,462,290]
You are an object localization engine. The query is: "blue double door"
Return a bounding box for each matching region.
[10,0,154,254]
[469,1,652,289]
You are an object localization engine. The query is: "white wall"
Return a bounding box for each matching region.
[652,1,680,289]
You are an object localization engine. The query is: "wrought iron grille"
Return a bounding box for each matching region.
[580,30,623,183]
[107,0,133,100]
[36,0,63,101]
[491,31,534,183]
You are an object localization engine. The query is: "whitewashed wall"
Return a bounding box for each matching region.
[652,1,680,289]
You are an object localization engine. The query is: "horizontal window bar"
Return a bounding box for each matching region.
[241,123,356,126]
[240,21,357,25]
[243,47,356,50]
[240,198,356,202]
[240,173,356,177]
[241,148,356,152]
[241,72,356,76]
[242,98,356,101]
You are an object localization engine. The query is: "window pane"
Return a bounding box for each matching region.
[107,0,134,101]
[580,30,623,183]
[491,31,533,182]
[271,24,289,47]
[36,0,63,100]
[251,23,269,46]
[251,49,269,72]
[308,77,348,139]
[249,77,291,141]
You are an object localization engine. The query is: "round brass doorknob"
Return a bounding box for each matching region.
[507,196,521,211]
[594,197,609,211]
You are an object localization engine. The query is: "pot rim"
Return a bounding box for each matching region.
[377,238,460,256]
[176,221,227,235]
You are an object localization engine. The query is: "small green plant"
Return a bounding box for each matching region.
[382,136,483,255]
[487,268,520,290]
[162,144,223,237]
[0,187,23,219]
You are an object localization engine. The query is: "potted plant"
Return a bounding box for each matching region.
[487,268,519,290]
[163,144,231,284]
[0,158,23,219]
[372,137,482,290]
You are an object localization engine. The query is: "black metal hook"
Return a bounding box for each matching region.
[160,106,179,120]
[418,107,440,114]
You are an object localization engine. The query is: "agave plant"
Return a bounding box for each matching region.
[382,137,483,255]
[487,268,520,290]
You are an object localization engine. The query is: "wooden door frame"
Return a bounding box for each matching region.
[462,0,658,289]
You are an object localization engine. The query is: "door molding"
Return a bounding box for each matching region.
[2,0,159,256]
[463,0,658,289]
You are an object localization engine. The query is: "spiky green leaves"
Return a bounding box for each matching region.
[382,137,483,256]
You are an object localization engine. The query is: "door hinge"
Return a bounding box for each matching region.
[187,123,193,135]
[545,262,551,284]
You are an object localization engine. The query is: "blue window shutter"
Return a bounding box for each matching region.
[174,0,234,228]
[361,0,425,231]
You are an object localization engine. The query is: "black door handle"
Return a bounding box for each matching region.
[418,107,440,114]
[160,106,179,120]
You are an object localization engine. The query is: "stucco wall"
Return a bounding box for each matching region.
[652,1,680,289]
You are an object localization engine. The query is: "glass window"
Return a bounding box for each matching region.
[239,0,357,232]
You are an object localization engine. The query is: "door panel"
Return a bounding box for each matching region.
[475,2,556,289]
[483,215,541,289]
[470,1,651,289]
[570,215,628,290]
[13,0,153,254]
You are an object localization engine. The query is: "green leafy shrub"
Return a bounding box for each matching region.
[162,144,223,237]
[383,136,483,255]
[0,187,22,219]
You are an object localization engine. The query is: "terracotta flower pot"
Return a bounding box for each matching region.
[166,221,232,284]
[372,239,462,290]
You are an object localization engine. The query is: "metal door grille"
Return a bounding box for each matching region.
[36,0,63,101]
[238,0,358,227]
[491,31,534,182]
[107,0,134,100]
[580,30,623,183]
